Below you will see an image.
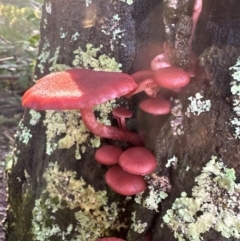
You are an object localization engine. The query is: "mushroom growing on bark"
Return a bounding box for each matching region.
[119,147,157,175]
[22,68,143,146]
[153,67,190,89]
[127,67,190,98]
[112,107,133,130]
[94,145,122,165]
[105,165,146,195]
[140,97,171,116]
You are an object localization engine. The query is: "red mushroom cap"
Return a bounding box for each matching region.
[22,68,137,110]
[95,145,123,165]
[96,238,126,241]
[119,147,157,175]
[153,67,190,89]
[112,107,133,119]
[105,165,146,195]
[140,97,171,115]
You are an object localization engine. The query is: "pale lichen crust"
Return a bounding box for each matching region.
[32,162,125,241]
[43,99,118,157]
[162,156,240,241]
[29,109,41,126]
[135,175,171,213]
[135,187,168,213]
[16,121,32,145]
[119,0,133,5]
[229,57,240,139]
[72,43,122,71]
[185,93,211,117]
[130,211,147,234]
[166,155,178,168]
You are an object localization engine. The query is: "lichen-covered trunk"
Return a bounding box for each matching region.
[6,0,240,241]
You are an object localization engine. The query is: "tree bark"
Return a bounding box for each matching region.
[6,0,240,241]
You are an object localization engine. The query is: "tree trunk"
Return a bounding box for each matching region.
[6,0,240,241]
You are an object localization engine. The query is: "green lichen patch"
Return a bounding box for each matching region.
[162,156,240,241]
[135,186,168,213]
[130,211,147,234]
[29,110,41,126]
[37,40,50,74]
[15,121,32,145]
[43,110,88,156]
[31,162,125,241]
[32,197,76,241]
[44,99,119,157]
[72,43,122,71]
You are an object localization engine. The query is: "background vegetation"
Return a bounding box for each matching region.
[0,0,42,92]
[0,0,42,162]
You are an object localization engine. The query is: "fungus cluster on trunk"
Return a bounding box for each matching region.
[21,63,192,197]
[94,145,157,196]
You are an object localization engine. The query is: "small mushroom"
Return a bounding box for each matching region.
[105,165,146,195]
[119,147,157,175]
[153,67,190,89]
[112,107,133,130]
[140,97,171,116]
[22,68,143,146]
[94,145,122,165]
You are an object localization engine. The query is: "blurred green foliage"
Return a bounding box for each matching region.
[0,0,43,91]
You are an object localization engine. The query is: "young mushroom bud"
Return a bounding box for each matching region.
[112,107,133,130]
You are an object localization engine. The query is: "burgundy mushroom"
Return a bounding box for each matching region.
[119,147,157,175]
[94,145,122,165]
[140,97,171,116]
[22,68,143,146]
[112,107,133,130]
[127,67,189,98]
[105,165,146,195]
[153,67,190,89]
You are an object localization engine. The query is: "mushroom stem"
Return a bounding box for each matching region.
[125,78,159,98]
[80,108,143,146]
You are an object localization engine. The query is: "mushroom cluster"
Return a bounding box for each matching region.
[21,1,204,240]
[94,145,157,196]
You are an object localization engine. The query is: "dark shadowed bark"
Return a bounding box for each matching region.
[6,0,240,241]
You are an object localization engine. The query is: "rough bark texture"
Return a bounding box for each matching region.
[6,0,240,241]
